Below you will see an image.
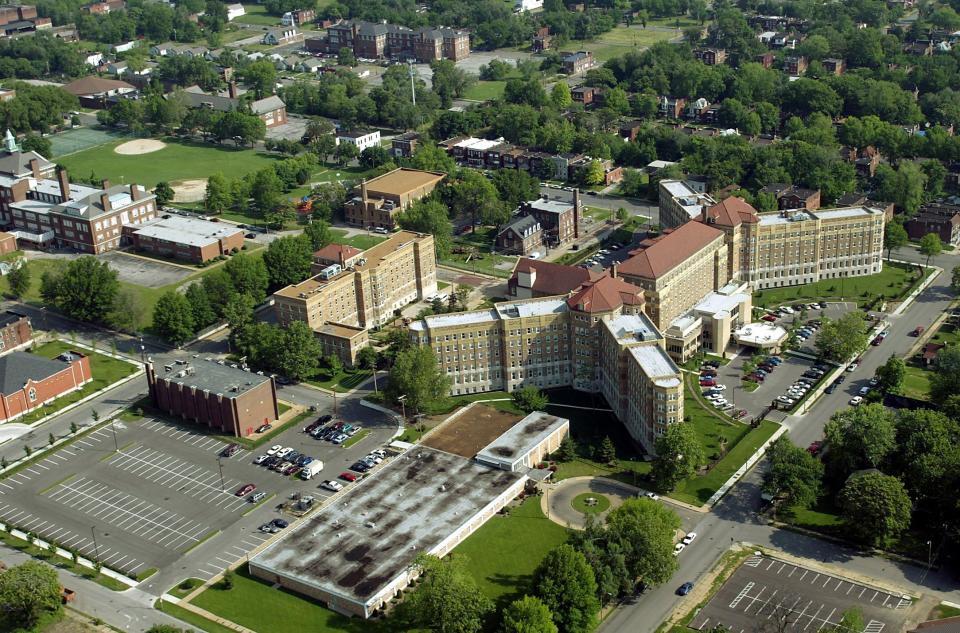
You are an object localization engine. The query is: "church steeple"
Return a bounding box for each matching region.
[4,129,18,154]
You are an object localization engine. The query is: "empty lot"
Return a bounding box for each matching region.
[689,555,917,633]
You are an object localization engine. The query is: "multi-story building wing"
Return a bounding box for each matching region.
[659,179,717,229]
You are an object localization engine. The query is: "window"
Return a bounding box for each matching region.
[28,387,36,402]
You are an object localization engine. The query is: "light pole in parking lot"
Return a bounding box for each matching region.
[397,395,407,428]
[216,457,225,491]
[90,526,100,562]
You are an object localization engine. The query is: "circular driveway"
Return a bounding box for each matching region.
[543,476,641,529]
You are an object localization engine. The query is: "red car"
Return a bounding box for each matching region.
[807,441,822,456]
[235,483,256,497]
[700,370,717,377]
[699,379,716,387]
[339,471,358,482]
[761,314,777,322]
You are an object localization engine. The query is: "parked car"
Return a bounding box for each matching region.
[644,491,660,500]
[221,444,239,458]
[253,454,268,465]
[807,441,822,456]
[847,363,859,372]
[250,492,266,503]
[321,480,343,492]
[849,396,864,406]
[912,326,925,336]
[761,314,778,322]
[677,582,694,596]
[235,483,256,497]
[266,445,282,455]
[858,386,870,396]
[272,519,289,529]
[256,424,272,433]
[673,543,686,556]
[682,532,698,545]
[699,379,716,387]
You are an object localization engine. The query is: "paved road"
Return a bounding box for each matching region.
[600,248,960,633]
[538,186,659,224]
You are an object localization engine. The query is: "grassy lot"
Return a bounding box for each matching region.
[0,528,129,591]
[4,341,138,425]
[157,600,239,633]
[571,492,611,514]
[304,368,373,392]
[931,603,960,620]
[440,251,517,279]
[59,138,281,189]
[930,323,960,346]
[169,578,204,599]
[234,4,280,25]
[456,497,569,609]
[329,229,386,251]
[341,428,370,448]
[463,80,507,101]
[901,365,932,400]
[754,262,927,309]
[584,25,678,61]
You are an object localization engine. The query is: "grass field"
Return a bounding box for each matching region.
[305,367,373,393]
[585,25,678,61]
[233,4,281,25]
[463,80,507,101]
[329,229,386,251]
[571,492,611,514]
[754,262,926,309]
[440,251,517,279]
[59,138,281,189]
[901,365,932,400]
[456,497,569,609]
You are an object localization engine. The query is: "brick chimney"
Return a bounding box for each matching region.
[572,187,580,239]
[360,178,368,202]
[610,262,618,278]
[57,167,70,201]
[228,81,238,99]
[28,158,40,179]
[102,179,111,190]
[100,192,112,212]
[130,184,141,201]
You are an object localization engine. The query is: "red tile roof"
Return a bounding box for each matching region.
[566,274,644,313]
[510,258,601,296]
[619,221,725,280]
[702,197,759,227]
[314,244,362,262]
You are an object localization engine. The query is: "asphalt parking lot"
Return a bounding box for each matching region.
[689,555,916,633]
[99,251,194,288]
[0,405,396,579]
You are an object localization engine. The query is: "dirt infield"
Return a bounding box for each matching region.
[114,139,167,155]
[423,404,521,458]
[171,178,207,202]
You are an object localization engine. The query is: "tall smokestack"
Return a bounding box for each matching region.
[57,167,70,201]
[573,187,580,239]
[131,184,141,201]
[360,178,368,202]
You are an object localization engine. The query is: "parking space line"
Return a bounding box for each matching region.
[32,463,50,470]
[823,576,832,588]
[864,621,885,633]
[822,607,837,630]
[809,573,820,584]
[804,605,823,631]
[871,591,878,602]
[755,591,779,617]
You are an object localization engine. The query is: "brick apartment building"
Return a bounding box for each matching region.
[175,84,287,128]
[495,215,543,256]
[693,48,726,65]
[562,51,594,74]
[325,20,469,62]
[0,311,31,355]
[316,323,369,367]
[519,195,579,246]
[0,131,158,253]
[759,183,821,210]
[147,356,279,437]
[0,350,91,422]
[390,132,420,158]
[905,203,960,246]
[122,215,245,263]
[344,168,445,229]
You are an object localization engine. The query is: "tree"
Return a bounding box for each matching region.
[303,219,333,251]
[556,436,576,462]
[337,46,355,66]
[839,471,911,547]
[503,596,558,633]
[0,560,62,630]
[221,569,234,590]
[815,312,868,363]
[598,436,616,464]
[386,346,450,413]
[651,423,705,491]
[21,134,52,157]
[430,59,472,108]
[930,346,960,403]
[762,437,824,509]
[600,498,681,587]
[919,232,942,267]
[551,82,572,109]
[251,168,284,216]
[359,145,391,169]
[491,169,540,209]
[276,321,321,380]
[334,140,359,166]
[581,160,605,187]
[153,181,175,206]
[398,199,453,258]
[242,60,277,99]
[876,162,926,216]
[204,172,232,214]
[875,355,906,393]
[6,262,29,299]
[533,544,600,633]
[263,235,313,287]
[223,253,269,304]
[823,403,896,480]
[43,257,119,324]
[952,264,960,294]
[883,221,908,262]
[513,386,548,413]
[448,170,509,230]
[152,290,196,346]
[185,281,217,330]
[311,134,338,164]
[405,554,492,633]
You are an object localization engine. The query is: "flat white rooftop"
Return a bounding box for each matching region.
[412,309,499,331]
[527,199,573,214]
[455,137,504,151]
[496,297,567,319]
[605,313,660,344]
[694,292,749,319]
[629,344,681,380]
[662,179,697,198]
[475,411,568,468]
[813,206,877,220]
[133,215,243,248]
[734,322,788,347]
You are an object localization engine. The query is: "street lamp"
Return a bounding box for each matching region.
[397,395,407,427]
[90,526,100,562]
[216,457,225,491]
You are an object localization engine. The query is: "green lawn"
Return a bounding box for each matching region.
[440,252,517,279]
[58,138,281,189]
[304,368,373,393]
[583,25,678,61]
[754,262,927,309]
[930,323,960,346]
[4,341,139,425]
[233,4,281,25]
[901,365,932,400]
[463,80,507,102]
[571,492,611,514]
[329,229,386,251]
[456,497,569,608]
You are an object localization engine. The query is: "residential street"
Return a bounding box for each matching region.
[600,247,960,632]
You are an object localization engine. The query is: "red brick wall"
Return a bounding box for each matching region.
[0,354,91,422]
[0,316,32,353]
[0,233,16,255]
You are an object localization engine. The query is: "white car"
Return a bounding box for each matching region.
[706,393,724,400]
[321,480,343,492]
[266,445,282,456]
[673,543,686,556]
[276,447,293,458]
[644,491,660,501]
[711,399,729,407]
[849,396,864,406]
[780,306,795,314]
[253,454,268,464]
[847,363,859,372]
[711,384,727,391]
[777,396,796,405]
[682,532,697,545]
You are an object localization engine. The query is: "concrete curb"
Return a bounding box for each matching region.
[703,424,788,507]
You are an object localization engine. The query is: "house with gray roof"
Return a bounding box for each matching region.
[173,85,288,128]
[495,214,543,256]
[0,350,91,422]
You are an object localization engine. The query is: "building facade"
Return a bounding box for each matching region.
[325,20,469,62]
[905,204,960,245]
[0,311,32,355]
[343,168,445,229]
[337,129,381,152]
[146,356,279,437]
[123,216,245,263]
[519,195,579,245]
[274,231,437,331]
[495,215,542,256]
[658,179,718,229]
[0,350,91,423]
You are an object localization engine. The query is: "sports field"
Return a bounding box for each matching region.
[585,25,678,61]
[58,138,281,188]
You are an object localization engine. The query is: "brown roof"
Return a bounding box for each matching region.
[910,616,960,633]
[314,243,362,262]
[702,197,758,227]
[923,342,945,361]
[62,76,135,96]
[510,258,600,295]
[362,168,445,197]
[619,222,725,280]
[566,274,643,313]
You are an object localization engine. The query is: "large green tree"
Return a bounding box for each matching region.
[398,199,453,258]
[405,554,492,633]
[651,423,705,491]
[6,262,30,299]
[204,172,233,214]
[42,256,120,324]
[152,290,196,346]
[876,162,927,216]
[386,346,450,414]
[952,264,960,293]
[931,346,960,403]
[919,232,943,267]
[430,59,473,108]
[533,544,600,633]
[823,403,896,480]
[815,312,868,363]
[603,498,681,586]
[503,596,558,633]
[223,253,269,304]
[303,219,333,251]
[512,386,548,413]
[263,235,314,287]
[883,221,908,262]
[0,560,62,630]
[762,437,824,509]
[275,321,322,380]
[491,169,540,209]
[874,355,906,393]
[839,471,911,547]
[890,409,960,515]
